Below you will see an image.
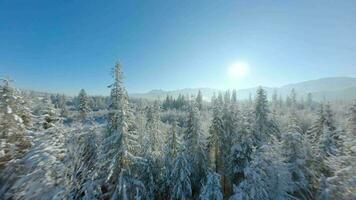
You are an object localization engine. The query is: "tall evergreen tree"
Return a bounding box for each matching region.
[253,87,276,146]
[163,120,181,195]
[99,62,143,199]
[208,95,223,172]
[184,103,207,196]
[78,89,90,121]
[228,109,254,186]
[170,144,192,200]
[144,101,163,154]
[196,90,203,111]
[232,145,293,200]
[65,126,101,199]
[199,170,223,200]
[0,78,31,169]
[231,90,237,104]
[290,88,297,109]
[281,114,315,199]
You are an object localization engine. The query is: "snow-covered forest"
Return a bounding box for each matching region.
[0,62,355,200]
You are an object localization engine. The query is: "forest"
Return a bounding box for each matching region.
[0,62,355,200]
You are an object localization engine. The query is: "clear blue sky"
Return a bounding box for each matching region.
[1,0,356,95]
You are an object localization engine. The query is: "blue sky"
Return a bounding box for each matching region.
[1,0,356,95]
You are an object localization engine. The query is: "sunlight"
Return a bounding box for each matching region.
[227,61,249,80]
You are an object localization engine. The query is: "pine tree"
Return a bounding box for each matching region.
[199,170,223,200]
[290,88,297,109]
[228,109,254,186]
[170,144,192,200]
[281,114,315,199]
[317,104,341,158]
[0,78,31,168]
[253,87,277,146]
[208,94,224,172]
[41,98,61,130]
[144,101,163,154]
[78,89,90,121]
[231,90,237,104]
[307,104,325,144]
[196,90,203,111]
[272,89,278,108]
[65,126,101,199]
[220,91,240,195]
[234,145,293,200]
[99,62,143,199]
[163,120,181,194]
[184,103,207,196]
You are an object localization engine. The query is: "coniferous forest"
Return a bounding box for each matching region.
[0,62,355,200]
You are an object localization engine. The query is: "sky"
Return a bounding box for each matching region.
[1,0,356,95]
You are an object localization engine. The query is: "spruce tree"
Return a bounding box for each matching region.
[99,62,143,199]
[163,120,181,194]
[78,89,90,121]
[199,170,223,200]
[170,144,192,200]
[196,90,203,111]
[0,78,31,168]
[253,87,277,146]
[184,103,207,196]
[281,114,315,199]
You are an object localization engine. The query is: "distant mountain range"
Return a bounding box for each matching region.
[130,77,356,101]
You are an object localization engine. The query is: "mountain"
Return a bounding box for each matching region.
[130,77,356,101]
[130,88,219,101]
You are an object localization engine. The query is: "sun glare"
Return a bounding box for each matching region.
[228,61,249,79]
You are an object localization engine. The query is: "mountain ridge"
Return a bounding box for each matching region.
[130,77,356,101]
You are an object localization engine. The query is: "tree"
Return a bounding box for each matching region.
[290,89,297,109]
[170,144,192,200]
[0,78,31,169]
[144,101,163,154]
[272,89,278,108]
[199,171,223,200]
[78,89,90,121]
[281,114,315,199]
[196,90,203,111]
[307,105,325,144]
[233,145,293,200]
[315,104,341,159]
[184,103,207,196]
[65,126,101,199]
[231,90,237,104]
[163,120,181,193]
[207,95,223,172]
[228,109,254,186]
[253,87,277,146]
[41,98,61,130]
[99,62,143,199]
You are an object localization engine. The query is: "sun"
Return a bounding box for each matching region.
[228,61,249,79]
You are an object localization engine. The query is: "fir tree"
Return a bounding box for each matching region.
[99,62,143,199]
[228,109,254,186]
[65,125,101,199]
[199,170,223,200]
[184,103,207,196]
[78,89,90,121]
[281,114,315,199]
[234,145,293,200]
[253,87,277,146]
[0,78,31,168]
[196,90,203,111]
[170,144,192,200]
[163,120,181,194]
[144,101,163,154]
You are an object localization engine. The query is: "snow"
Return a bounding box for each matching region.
[7,105,12,114]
